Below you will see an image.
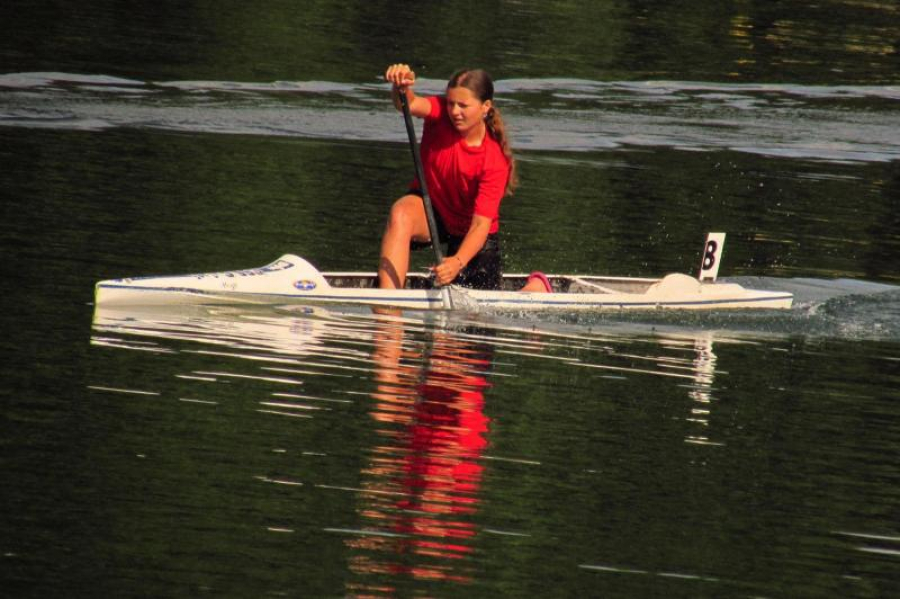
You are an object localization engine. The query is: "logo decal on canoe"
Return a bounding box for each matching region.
[293,279,317,291]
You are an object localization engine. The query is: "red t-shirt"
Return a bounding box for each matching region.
[417,95,510,236]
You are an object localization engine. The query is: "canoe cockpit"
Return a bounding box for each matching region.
[322,273,658,295]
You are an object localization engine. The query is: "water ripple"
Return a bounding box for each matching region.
[3,72,899,163]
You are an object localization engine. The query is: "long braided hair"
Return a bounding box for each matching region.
[447,68,518,196]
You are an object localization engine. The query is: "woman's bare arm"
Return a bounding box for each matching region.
[385,63,432,117]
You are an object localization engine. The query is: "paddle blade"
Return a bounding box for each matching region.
[448,285,479,311]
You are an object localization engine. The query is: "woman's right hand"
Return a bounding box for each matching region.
[385,63,416,89]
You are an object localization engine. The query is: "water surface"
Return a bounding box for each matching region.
[2,1,900,597]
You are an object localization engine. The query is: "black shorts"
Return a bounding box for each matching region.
[408,193,502,290]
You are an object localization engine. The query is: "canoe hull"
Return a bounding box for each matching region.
[94,254,794,311]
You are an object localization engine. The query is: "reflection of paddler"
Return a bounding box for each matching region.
[401,338,491,516]
[346,313,495,588]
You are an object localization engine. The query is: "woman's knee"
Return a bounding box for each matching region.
[386,195,427,236]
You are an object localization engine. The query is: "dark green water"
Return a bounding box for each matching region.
[2,1,900,597]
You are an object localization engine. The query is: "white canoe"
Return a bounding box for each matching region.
[94,254,793,311]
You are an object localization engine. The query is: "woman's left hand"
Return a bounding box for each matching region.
[432,256,464,286]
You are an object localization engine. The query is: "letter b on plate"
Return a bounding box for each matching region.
[699,232,726,281]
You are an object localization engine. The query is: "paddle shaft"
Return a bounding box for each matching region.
[398,91,445,266]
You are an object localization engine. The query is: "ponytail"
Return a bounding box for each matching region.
[485,107,518,196]
[447,68,518,196]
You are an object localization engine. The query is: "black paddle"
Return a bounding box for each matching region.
[397,90,453,309]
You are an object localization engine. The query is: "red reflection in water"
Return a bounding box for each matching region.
[346,315,494,593]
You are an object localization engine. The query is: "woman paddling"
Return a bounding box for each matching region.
[378,63,550,293]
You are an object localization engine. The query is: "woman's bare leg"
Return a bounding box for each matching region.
[378,194,432,289]
[520,278,548,292]
[521,272,552,293]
